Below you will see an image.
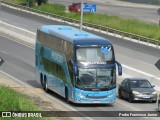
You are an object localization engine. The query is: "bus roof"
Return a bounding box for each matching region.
[38,25,112,46]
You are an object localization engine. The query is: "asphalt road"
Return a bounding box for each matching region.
[49,0,160,24]
[0,35,159,120]
[1,6,160,79]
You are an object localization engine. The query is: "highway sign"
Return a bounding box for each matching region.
[155,59,160,71]
[83,4,96,12]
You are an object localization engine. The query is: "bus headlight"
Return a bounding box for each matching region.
[107,93,115,98]
[75,92,86,98]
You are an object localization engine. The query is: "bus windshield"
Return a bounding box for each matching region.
[76,68,115,90]
[76,47,113,63]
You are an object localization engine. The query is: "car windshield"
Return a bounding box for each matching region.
[75,3,87,7]
[76,47,113,63]
[129,80,152,88]
[75,4,81,7]
[75,68,116,90]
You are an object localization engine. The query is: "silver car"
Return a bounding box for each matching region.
[118,78,157,103]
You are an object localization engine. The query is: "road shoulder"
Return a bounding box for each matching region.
[0,71,79,120]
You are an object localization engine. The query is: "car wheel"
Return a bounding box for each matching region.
[118,90,123,99]
[152,100,157,103]
[129,94,133,103]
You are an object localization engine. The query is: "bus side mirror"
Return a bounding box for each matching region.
[69,59,74,71]
[116,61,122,76]
[74,66,78,75]
[152,85,155,88]
[0,57,4,66]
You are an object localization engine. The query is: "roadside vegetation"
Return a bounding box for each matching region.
[4,0,160,40]
[5,0,26,5]
[0,85,49,120]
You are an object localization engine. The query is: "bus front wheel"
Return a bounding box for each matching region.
[65,87,69,103]
[40,73,44,88]
[44,76,49,93]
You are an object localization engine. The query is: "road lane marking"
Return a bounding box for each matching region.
[122,64,160,79]
[0,46,34,68]
[0,21,35,35]
[0,70,32,88]
[0,35,35,49]
[0,50,8,55]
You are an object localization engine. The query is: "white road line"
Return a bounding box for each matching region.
[0,35,35,49]
[0,50,8,55]
[0,70,93,120]
[0,21,35,35]
[122,64,160,80]
[0,70,32,88]
[0,46,34,67]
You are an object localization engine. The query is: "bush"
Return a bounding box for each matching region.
[42,0,48,3]
[36,0,48,5]
[28,0,35,7]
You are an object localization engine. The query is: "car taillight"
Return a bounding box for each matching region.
[78,9,80,12]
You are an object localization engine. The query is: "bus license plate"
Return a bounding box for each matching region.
[93,100,100,103]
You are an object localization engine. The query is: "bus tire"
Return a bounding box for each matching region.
[118,90,123,99]
[152,100,157,103]
[44,76,49,93]
[40,73,44,87]
[128,93,133,103]
[65,87,69,103]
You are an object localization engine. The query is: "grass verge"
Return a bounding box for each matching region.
[0,85,49,120]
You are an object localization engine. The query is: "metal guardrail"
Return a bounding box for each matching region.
[1,1,160,48]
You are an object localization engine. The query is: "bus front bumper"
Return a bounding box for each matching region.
[74,92,116,104]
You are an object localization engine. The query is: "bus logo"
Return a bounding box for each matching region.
[101,47,111,54]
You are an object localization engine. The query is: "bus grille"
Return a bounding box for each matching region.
[85,95,108,99]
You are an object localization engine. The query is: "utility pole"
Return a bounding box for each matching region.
[26,0,29,7]
[80,0,84,31]
[0,0,1,10]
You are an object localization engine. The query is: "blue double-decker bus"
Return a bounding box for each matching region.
[35,25,122,104]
